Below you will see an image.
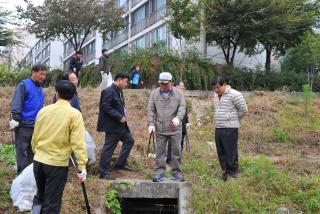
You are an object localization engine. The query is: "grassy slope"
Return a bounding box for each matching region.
[0,88,319,214]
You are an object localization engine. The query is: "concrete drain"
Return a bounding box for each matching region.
[114,179,192,214]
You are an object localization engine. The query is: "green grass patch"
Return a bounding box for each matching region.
[0,144,16,165]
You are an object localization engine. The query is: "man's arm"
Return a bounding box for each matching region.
[147,91,156,127]
[70,113,88,171]
[99,57,104,72]
[11,82,25,121]
[101,90,123,122]
[233,93,248,119]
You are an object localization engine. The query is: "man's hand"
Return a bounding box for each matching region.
[120,117,127,123]
[170,117,180,128]
[77,169,87,182]
[141,81,144,85]
[148,126,155,134]
[9,119,19,130]
[130,80,133,84]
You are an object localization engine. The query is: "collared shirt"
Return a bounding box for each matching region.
[113,84,127,117]
[31,99,88,170]
[160,87,173,98]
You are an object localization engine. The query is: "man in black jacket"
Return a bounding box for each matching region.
[69,51,83,78]
[97,71,134,180]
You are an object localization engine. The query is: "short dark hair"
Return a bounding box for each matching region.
[174,80,182,87]
[212,76,226,86]
[62,72,72,81]
[102,48,108,53]
[31,64,46,72]
[114,71,129,81]
[55,80,76,100]
[76,51,83,55]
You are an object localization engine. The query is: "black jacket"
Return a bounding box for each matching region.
[97,84,129,133]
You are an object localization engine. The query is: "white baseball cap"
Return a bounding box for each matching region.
[158,72,172,83]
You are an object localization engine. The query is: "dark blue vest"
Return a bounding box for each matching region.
[20,78,44,121]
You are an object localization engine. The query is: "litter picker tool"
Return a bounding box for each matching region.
[147,133,156,158]
[70,157,91,214]
[185,132,190,153]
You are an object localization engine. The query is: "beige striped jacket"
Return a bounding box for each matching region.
[213,85,248,128]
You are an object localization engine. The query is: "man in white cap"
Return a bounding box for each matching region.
[147,72,186,182]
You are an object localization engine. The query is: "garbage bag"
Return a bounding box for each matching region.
[86,130,96,165]
[10,163,36,212]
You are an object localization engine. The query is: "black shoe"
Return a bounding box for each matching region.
[152,173,165,182]
[222,173,228,182]
[114,165,133,171]
[100,174,116,180]
[171,172,185,182]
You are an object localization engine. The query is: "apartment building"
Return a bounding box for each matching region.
[21,39,64,69]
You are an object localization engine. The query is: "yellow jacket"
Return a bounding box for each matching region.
[32,99,88,171]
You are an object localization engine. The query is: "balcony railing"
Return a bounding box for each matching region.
[104,30,128,50]
[131,6,167,37]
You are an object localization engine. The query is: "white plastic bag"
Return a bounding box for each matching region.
[10,163,37,212]
[100,72,113,91]
[85,130,96,165]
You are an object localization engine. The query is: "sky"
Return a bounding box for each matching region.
[1,0,44,28]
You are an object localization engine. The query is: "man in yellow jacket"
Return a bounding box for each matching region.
[31,80,88,213]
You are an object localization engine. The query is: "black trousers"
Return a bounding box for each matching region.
[215,128,239,176]
[167,131,186,162]
[99,131,134,176]
[33,160,69,214]
[15,127,34,173]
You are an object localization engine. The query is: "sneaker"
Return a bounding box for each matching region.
[152,173,165,182]
[114,164,133,171]
[171,172,185,182]
[100,173,116,180]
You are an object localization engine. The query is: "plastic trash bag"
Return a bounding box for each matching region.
[100,71,113,91]
[10,163,36,212]
[86,130,96,165]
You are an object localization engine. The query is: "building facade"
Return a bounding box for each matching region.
[20,0,279,71]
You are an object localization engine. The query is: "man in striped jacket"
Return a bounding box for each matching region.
[212,76,248,181]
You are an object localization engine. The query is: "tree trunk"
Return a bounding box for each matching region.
[199,7,207,58]
[265,49,272,73]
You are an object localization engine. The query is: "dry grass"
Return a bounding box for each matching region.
[0,87,319,213]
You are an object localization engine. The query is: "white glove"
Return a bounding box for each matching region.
[9,119,19,130]
[186,123,190,129]
[77,169,87,182]
[130,80,133,84]
[148,126,155,134]
[171,117,180,128]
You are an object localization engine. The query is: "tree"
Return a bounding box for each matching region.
[250,0,320,72]
[167,0,199,79]
[0,8,19,48]
[282,32,320,89]
[204,0,262,66]
[18,0,125,52]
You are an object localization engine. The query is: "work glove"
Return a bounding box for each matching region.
[186,123,190,129]
[77,169,87,182]
[171,117,180,128]
[148,126,155,134]
[9,119,19,130]
[130,80,133,84]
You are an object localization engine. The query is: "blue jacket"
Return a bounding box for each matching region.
[130,69,141,85]
[11,78,44,127]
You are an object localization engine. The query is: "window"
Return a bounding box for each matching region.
[132,4,146,24]
[136,36,145,49]
[117,0,127,7]
[157,25,166,42]
[151,0,165,12]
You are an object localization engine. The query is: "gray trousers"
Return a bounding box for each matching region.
[155,133,182,175]
[15,127,34,174]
